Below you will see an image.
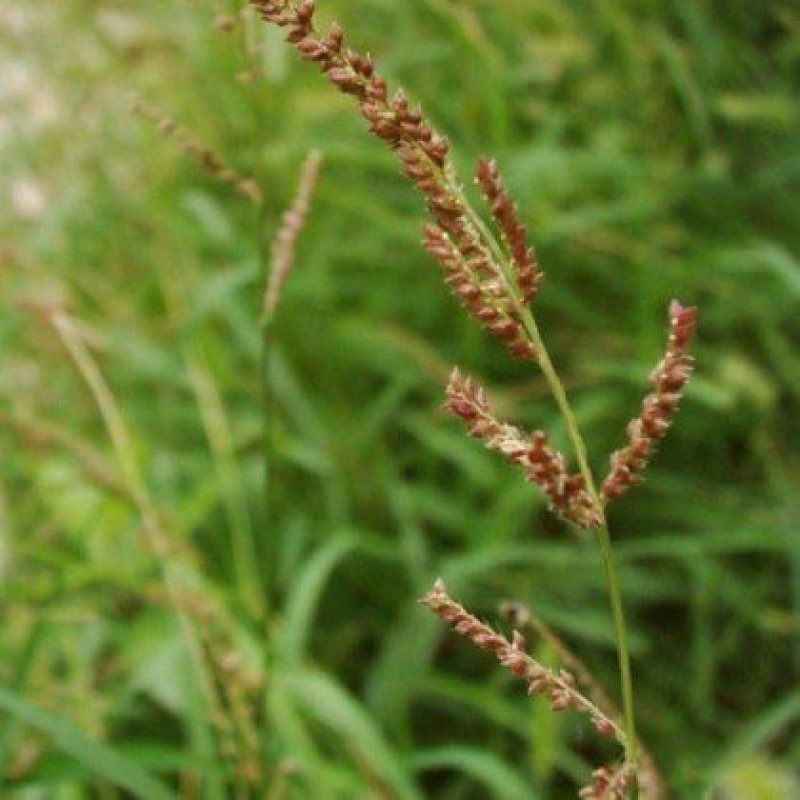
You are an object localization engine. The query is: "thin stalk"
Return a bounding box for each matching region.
[596,523,638,767]
[520,309,639,772]
[187,359,264,619]
[257,147,323,612]
[518,313,596,493]
[258,203,277,616]
[523,311,639,775]
[448,175,639,771]
[47,310,227,773]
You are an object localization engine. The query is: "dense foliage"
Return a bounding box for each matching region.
[1,1,798,797]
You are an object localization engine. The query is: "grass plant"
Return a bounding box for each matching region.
[1,1,798,798]
[254,2,696,795]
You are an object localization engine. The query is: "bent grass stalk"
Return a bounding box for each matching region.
[132,96,268,619]
[254,1,698,795]
[260,149,323,614]
[33,298,266,789]
[37,305,223,728]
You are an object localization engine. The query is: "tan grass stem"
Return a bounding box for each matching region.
[262,149,323,324]
[132,98,263,204]
[41,305,226,755]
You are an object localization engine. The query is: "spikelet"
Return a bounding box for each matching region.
[445,369,600,528]
[423,225,535,358]
[602,301,697,502]
[476,157,542,304]
[421,580,623,739]
[578,764,634,800]
[131,99,262,204]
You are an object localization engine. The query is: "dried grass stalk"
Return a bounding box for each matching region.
[263,149,323,323]
[132,99,262,204]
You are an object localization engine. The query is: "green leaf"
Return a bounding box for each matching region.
[280,535,356,664]
[286,667,420,800]
[410,745,536,799]
[0,686,177,800]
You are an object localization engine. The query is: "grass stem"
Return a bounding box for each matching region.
[449,174,640,776]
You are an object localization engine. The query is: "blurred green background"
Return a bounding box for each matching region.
[1,1,798,798]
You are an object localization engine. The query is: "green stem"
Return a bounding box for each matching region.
[258,205,276,617]
[450,175,639,772]
[518,311,597,494]
[596,523,638,767]
[521,306,638,772]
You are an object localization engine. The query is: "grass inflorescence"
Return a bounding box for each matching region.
[0,1,798,798]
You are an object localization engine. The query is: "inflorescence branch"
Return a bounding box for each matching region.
[602,301,697,502]
[263,149,323,324]
[445,368,601,529]
[421,580,625,746]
